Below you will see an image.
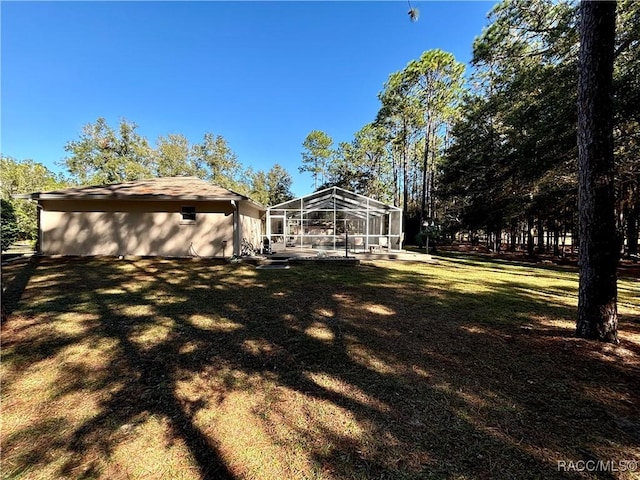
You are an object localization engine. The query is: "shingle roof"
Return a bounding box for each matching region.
[17,177,263,207]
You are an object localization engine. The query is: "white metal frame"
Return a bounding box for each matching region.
[266,187,403,251]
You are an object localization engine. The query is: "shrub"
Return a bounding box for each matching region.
[1,199,19,251]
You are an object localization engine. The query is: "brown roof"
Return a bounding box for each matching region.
[18,176,264,207]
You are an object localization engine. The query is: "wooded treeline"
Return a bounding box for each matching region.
[1,157,69,245]
[60,117,294,207]
[302,0,638,254]
[1,121,295,246]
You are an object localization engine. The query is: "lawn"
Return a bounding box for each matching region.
[1,254,639,480]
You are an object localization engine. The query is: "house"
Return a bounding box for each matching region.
[16,177,265,257]
[267,186,403,252]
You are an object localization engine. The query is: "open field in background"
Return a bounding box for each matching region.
[1,254,639,480]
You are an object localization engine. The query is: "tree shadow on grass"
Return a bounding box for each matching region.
[1,256,40,317]
[1,257,639,479]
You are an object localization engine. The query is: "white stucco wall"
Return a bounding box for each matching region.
[39,199,251,257]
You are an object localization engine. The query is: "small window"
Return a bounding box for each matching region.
[181,206,196,223]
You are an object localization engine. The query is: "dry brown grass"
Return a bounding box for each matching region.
[1,254,639,480]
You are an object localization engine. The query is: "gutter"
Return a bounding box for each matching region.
[12,193,268,212]
[231,200,240,256]
[13,193,248,202]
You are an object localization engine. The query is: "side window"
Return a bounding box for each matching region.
[181,206,196,223]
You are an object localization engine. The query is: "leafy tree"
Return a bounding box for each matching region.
[300,130,334,190]
[63,117,153,184]
[194,133,245,192]
[1,199,19,251]
[374,52,464,241]
[329,141,365,190]
[0,156,69,199]
[614,0,640,257]
[248,164,294,206]
[62,119,257,197]
[377,70,422,218]
[354,123,395,203]
[0,156,70,240]
[440,0,627,341]
[153,133,203,178]
[441,94,503,235]
[249,169,270,206]
[401,49,465,225]
[440,0,583,253]
[327,124,394,203]
[265,164,294,205]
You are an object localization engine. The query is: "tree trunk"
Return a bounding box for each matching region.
[393,147,399,207]
[626,204,638,258]
[576,0,619,343]
[537,217,545,253]
[429,148,436,219]
[527,214,535,257]
[402,125,409,218]
[509,219,517,252]
[420,122,432,227]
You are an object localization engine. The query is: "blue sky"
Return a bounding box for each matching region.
[1,1,494,196]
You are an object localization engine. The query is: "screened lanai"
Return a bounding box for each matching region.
[266,187,403,252]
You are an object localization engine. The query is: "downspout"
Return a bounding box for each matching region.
[37,202,43,255]
[333,194,336,251]
[265,208,271,251]
[300,197,303,250]
[365,198,370,251]
[231,200,240,256]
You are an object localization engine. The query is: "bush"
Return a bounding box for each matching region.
[415,231,428,247]
[13,199,38,240]
[1,199,19,251]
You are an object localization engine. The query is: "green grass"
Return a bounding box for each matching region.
[1,255,639,480]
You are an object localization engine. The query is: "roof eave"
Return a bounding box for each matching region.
[13,193,267,211]
[30,193,248,202]
[244,199,268,211]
